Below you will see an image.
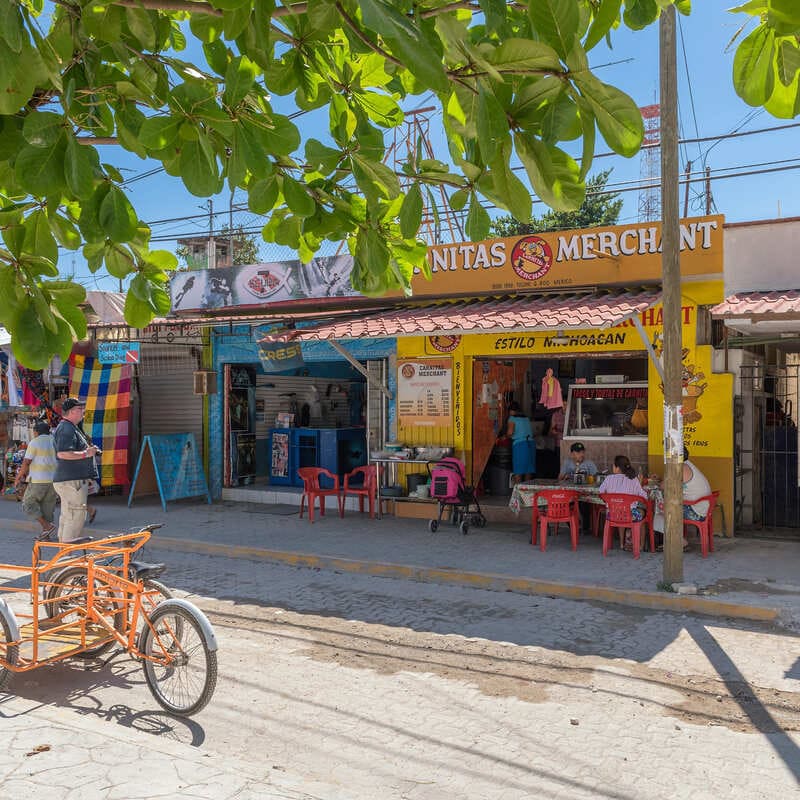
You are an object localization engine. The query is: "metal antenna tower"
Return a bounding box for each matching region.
[638,104,662,222]
[385,106,465,245]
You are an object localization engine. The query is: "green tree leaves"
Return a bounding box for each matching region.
[0,1,796,366]
[528,0,581,59]
[731,0,800,114]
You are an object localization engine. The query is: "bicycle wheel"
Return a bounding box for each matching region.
[42,566,124,657]
[139,603,217,716]
[0,609,18,692]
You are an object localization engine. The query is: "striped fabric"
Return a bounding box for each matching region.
[69,355,132,487]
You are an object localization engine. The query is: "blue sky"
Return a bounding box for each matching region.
[78,4,799,291]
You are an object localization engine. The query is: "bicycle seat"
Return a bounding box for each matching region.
[129,560,166,580]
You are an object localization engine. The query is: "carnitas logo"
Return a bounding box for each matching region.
[245,268,286,299]
[429,335,461,353]
[510,236,553,281]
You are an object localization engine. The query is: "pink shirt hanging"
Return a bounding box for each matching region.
[540,370,563,409]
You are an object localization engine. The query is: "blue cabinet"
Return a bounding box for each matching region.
[268,427,367,487]
[319,428,367,488]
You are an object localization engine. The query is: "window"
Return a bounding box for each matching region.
[565,384,648,438]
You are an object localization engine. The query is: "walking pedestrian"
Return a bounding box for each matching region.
[15,421,58,540]
[52,398,101,543]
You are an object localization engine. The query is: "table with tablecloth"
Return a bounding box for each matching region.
[509,480,665,530]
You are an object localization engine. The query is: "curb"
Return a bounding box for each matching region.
[6,520,781,624]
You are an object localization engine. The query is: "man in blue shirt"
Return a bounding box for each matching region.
[558,442,599,481]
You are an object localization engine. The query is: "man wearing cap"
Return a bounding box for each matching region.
[15,421,58,540]
[558,442,598,482]
[559,442,599,534]
[52,398,100,542]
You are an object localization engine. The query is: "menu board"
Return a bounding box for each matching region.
[398,358,453,427]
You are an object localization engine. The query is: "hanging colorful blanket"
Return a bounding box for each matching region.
[69,355,132,487]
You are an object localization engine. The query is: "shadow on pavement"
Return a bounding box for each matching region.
[0,646,206,748]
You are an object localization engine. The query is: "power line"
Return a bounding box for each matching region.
[677,15,702,164]
[138,156,800,244]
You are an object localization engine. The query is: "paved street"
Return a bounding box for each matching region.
[1,524,799,799]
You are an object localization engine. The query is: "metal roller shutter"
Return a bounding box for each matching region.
[137,344,204,458]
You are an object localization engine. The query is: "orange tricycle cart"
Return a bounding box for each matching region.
[0,527,217,716]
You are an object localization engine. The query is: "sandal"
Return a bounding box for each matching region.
[37,525,56,542]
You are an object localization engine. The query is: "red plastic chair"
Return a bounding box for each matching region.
[341,464,381,518]
[683,492,718,558]
[532,490,580,552]
[600,493,653,559]
[298,467,341,523]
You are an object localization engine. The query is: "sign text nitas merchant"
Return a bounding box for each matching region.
[427,219,718,272]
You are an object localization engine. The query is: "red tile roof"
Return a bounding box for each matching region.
[286,290,661,341]
[711,291,800,319]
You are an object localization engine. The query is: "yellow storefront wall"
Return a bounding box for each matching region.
[396,280,734,533]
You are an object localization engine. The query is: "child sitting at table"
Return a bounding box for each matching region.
[598,455,648,549]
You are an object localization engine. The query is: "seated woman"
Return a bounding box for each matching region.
[683,446,711,521]
[598,455,648,550]
[506,402,535,485]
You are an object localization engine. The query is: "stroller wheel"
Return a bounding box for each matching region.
[428,520,439,533]
[459,520,469,535]
[476,515,487,528]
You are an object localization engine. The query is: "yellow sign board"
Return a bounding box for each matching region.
[397,358,453,427]
[413,215,723,298]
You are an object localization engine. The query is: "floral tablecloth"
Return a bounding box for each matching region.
[509,481,665,522]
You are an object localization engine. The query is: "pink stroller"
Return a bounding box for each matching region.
[427,457,486,535]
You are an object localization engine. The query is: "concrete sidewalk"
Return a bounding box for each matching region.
[1,494,798,626]
[1,696,318,799]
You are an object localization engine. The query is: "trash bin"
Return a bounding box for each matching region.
[485,465,512,496]
[406,473,428,495]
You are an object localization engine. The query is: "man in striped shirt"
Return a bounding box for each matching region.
[15,421,58,540]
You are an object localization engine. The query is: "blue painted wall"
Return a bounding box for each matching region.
[208,325,396,498]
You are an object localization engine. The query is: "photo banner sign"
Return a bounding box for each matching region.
[397,358,453,427]
[168,216,723,312]
[170,255,358,311]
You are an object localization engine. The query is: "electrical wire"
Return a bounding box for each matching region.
[678,15,703,164]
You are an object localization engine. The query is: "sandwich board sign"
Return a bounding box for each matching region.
[128,433,211,511]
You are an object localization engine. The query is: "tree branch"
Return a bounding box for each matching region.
[114,0,222,15]
[77,137,118,145]
[335,2,404,68]
[111,0,320,18]
[419,2,482,19]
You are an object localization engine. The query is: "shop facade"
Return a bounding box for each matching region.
[207,325,395,499]
[281,215,735,531]
[711,217,800,535]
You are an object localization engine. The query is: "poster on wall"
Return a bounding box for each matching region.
[397,358,453,427]
[271,431,290,478]
[229,388,249,431]
[235,433,256,479]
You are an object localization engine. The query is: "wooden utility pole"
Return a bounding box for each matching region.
[660,5,684,584]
